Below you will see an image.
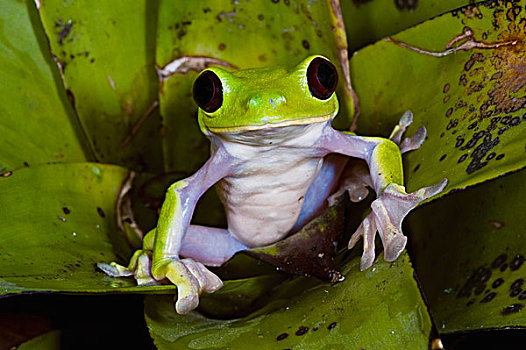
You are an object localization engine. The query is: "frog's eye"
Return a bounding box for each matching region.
[307,57,338,100]
[193,70,223,113]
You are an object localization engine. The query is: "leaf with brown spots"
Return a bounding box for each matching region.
[351,0,526,197]
[146,252,434,349]
[408,168,526,332]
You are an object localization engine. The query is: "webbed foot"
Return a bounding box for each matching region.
[152,258,223,314]
[389,110,426,154]
[349,179,447,270]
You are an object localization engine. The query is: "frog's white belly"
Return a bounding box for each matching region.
[214,121,328,247]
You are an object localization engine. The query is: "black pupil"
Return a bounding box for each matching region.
[194,74,215,106]
[317,62,335,90]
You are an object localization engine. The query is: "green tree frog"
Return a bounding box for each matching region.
[99,56,447,314]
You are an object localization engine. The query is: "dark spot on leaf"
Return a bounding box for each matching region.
[474,284,486,295]
[271,0,279,3]
[496,154,505,160]
[511,279,524,290]
[519,291,526,300]
[439,154,447,161]
[480,292,497,303]
[413,164,420,172]
[284,0,290,5]
[455,137,465,148]
[502,303,523,316]
[258,14,264,20]
[302,40,310,50]
[55,18,73,46]
[328,322,337,330]
[62,207,70,215]
[276,333,288,341]
[97,207,106,218]
[492,254,507,269]
[492,278,504,289]
[1,171,12,177]
[218,43,226,51]
[466,298,475,306]
[58,216,66,222]
[446,107,453,118]
[510,255,525,271]
[500,263,508,272]
[458,154,468,163]
[443,83,450,93]
[295,326,309,336]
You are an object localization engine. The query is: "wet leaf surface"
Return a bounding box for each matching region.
[408,169,526,332]
[37,0,163,172]
[351,0,526,195]
[0,0,90,172]
[342,0,473,51]
[146,252,434,349]
[156,0,355,173]
[0,163,174,295]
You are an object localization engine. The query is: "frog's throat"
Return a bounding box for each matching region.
[206,113,334,134]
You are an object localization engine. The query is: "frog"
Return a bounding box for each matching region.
[98,55,447,314]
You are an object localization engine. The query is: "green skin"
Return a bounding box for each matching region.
[99,55,447,315]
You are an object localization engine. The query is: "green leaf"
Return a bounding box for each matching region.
[156,0,355,172]
[408,168,526,333]
[0,163,174,295]
[37,0,163,172]
[146,252,434,349]
[342,0,473,51]
[16,330,61,350]
[350,0,526,195]
[0,0,90,171]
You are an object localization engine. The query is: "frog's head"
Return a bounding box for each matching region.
[192,55,339,134]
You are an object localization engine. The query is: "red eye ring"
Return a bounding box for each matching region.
[193,70,223,113]
[307,57,338,100]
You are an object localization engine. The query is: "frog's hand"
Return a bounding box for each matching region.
[318,125,447,269]
[151,144,235,314]
[388,110,426,154]
[349,180,447,270]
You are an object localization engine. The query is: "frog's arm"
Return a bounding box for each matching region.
[317,124,447,270]
[151,143,235,314]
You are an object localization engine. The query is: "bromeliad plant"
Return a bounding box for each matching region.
[1,0,525,348]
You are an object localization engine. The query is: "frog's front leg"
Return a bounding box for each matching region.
[100,145,237,314]
[318,124,447,270]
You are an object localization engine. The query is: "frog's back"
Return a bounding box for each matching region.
[215,122,327,247]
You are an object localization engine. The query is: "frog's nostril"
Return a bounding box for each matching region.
[248,94,286,109]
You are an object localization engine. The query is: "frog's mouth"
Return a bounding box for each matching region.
[206,113,334,134]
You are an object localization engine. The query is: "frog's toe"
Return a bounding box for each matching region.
[97,262,133,277]
[383,234,408,262]
[389,110,413,145]
[399,126,426,154]
[161,258,223,314]
[349,211,377,271]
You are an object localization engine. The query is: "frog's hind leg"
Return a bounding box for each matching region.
[180,225,248,266]
[290,154,347,233]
